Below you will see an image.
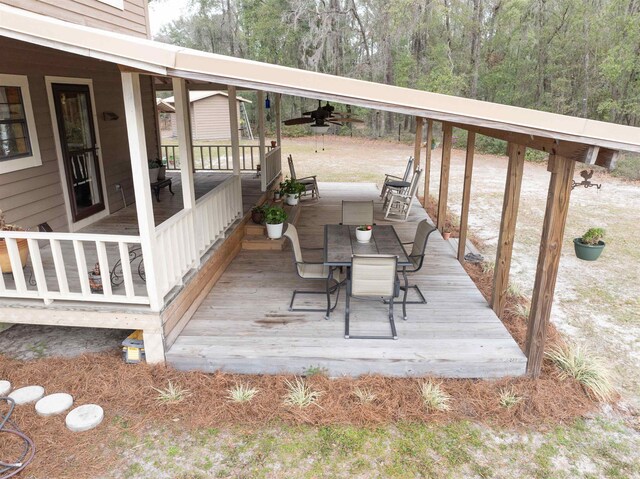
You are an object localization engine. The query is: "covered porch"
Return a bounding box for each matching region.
[166,183,528,378]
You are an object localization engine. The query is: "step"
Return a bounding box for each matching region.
[245,223,265,235]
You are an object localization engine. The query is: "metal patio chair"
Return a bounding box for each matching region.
[384,169,422,221]
[283,224,340,319]
[287,154,320,198]
[380,157,414,198]
[341,200,374,226]
[345,254,399,340]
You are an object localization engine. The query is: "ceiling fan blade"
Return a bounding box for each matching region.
[283,117,314,125]
[334,117,364,123]
[328,121,343,126]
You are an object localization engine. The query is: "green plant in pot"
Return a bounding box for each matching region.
[264,206,288,239]
[281,178,306,206]
[574,227,605,261]
[148,159,161,183]
[251,204,267,224]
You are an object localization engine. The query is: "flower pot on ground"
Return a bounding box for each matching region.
[355,225,373,243]
[574,227,606,261]
[0,209,28,273]
[281,178,305,206]
[264,206,288,239]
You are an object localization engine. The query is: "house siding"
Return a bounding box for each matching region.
[1,0,150,38]
[0,37,159,231]
[164,95,243,141]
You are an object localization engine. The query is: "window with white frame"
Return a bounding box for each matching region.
[0,74,41,174]
[97,0,124,10]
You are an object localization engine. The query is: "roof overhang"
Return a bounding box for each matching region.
[1,3,639,161]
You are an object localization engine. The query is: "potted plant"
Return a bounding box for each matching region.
[274,189,282,201]
[574,227,605,261]
[271,140,277,148]
[355,224,373,243]
[88,263,103,293]
[264,206,288,239]
[442,230,451,240]
[157,158,167,180]
[0,209,28,273]
[148,159,161,183]
[281,178,306,206]
[251,204,267,224]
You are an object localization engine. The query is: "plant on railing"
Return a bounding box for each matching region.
[0,209,29,273]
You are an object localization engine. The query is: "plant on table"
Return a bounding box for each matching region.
[355,224,373,243]
[0,209,28,273]
[573,227,606,261]
[264,206,288,239]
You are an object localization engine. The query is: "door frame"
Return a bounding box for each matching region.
[46,76,110,232]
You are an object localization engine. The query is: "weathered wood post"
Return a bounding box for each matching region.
[228,85,241,176]
[436,122,453,232]
[457,131,476,262]
[423,119,434,208]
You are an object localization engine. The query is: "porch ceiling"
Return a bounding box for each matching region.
[2,3,640,156]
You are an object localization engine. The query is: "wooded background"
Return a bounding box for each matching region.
[157,0,640,176]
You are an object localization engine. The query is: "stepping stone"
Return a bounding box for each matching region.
[0,380,10,396]
[35,393,74,417]
[65,404,104,432]
[8,385,45,405]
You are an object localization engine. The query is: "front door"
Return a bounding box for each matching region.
[51,83,105,222]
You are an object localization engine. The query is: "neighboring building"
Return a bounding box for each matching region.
[162,91,251,141]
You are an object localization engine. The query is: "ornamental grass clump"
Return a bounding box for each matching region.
[227,383,259,403]
[498,388,522,409]
[545,344,615,402]
[152,380,191,404]
[419,380,451,412]
[283,378,322,408]
[352,387,376,404]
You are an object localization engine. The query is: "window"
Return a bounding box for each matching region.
[0,74,41,174]
[97,0,124,10]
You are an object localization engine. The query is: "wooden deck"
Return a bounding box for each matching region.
[166,183,528,378]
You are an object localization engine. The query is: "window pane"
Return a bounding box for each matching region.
[0,104,25,121]
[0,84,33,162]
[3,87,23,105]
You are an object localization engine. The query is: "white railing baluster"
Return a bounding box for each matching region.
[95,241,112,297]
[27,238,49,301]
[6,238,27,293]
[72,240,91,298]
[49,238,69,294]
[118,242,135,298]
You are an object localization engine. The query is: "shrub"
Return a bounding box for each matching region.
[611,153,640,181]
[580,228,605,245]
[227,383,259,403]
[152,381,191,404]
[352,387,376,404]
[283,378,322,408]
[498,388,522,408]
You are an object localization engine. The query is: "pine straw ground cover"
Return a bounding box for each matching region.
[0,203,617,478]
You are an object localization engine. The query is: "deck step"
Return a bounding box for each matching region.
[241,202,302,250]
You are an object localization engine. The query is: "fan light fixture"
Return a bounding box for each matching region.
[310,124,330,135]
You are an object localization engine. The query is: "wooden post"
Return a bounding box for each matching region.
[526,155,575,377]
[173,78,196,210]
[275,93,282,147]
[458,131,475,262]
[423,119,434,208]
[413,117,423,171]
[436,123,452,232]
[258,91,266,191]
[121,72,162,312]
[491,143,526,317]
[228,85,241,176]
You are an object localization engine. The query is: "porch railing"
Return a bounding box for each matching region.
[0,231,149,305]
[262,146,282,190]
[162,144,273,171]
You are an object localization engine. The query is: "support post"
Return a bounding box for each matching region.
[258,90,266,191]
[423,119,434,208]
[121,72,162,311]
[491,143,526,317]
[228,85,241,175]
[436,122,452,232]
[413,117,423,171]
[275,93,282,147]
[173,78,196,210]
[526,155,575,377]
[458,131,475,262]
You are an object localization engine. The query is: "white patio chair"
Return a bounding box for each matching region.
[384,169,422,222]
[380,157,414,198]
[345,254,399,340]
[283,224,340,319]
[288,154,320,198]
[341,200,374,226]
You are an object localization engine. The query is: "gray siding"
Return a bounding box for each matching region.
[0,37,159,231]
[2,0,150,38]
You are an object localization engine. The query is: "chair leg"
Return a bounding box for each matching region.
[289,280,340,315]
[344,282,351,339]
[402,268,409,320]
[398,284,427,305]
[389,297,398,340]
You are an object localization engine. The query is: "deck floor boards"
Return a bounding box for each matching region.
[166,183,528,378]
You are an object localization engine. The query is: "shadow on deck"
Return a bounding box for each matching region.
[166,183,528,379]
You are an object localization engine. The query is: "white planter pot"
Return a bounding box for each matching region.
[149,167,159,183]
[286,195,299,206]
[266,222,284,239]
[157,165,166,180]
[356,228,372,243]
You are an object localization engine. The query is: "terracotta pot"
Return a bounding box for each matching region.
[251,211,265,224]
[442,232,451,240]
[0,238,29,273]
[271,141,277,148]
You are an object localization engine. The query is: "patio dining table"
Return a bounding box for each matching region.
[323,224,412,324]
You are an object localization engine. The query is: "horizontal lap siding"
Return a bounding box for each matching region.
[192,96,233,141]
[0,37,159,230]
[4,0,150,38]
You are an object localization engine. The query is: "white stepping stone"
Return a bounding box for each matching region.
[0,380,11,396]
[8,385,45,405]
[35,393,74,417]
[65,404,104,432]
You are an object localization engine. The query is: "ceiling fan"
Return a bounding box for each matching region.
[283,100,363,128]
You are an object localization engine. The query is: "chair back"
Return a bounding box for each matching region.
[408,220,436,270]
[351,255,397,298]
[283,224,303,273]
[287,154,297,179]
[341,200,374,225]
[401,157,415,182]
[407,169,422,198]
